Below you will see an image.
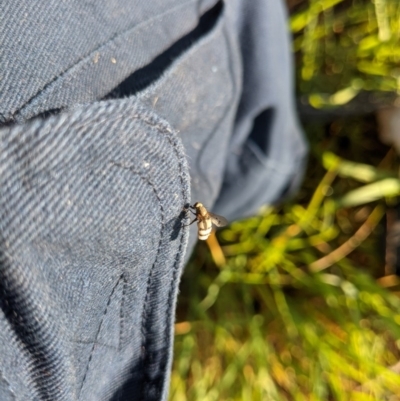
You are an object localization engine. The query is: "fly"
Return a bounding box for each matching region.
[185,202,228,240]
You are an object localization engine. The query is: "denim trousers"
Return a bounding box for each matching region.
[0,0,307,399]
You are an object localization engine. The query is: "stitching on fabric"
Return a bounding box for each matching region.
[136,125,189,399]
[78,273,124,399]
[109,163,169,368]
[110,162,166,362]
[13,0,200,118]
[78,150,171,399]
[118,274,127,351]
[106,100,191,401]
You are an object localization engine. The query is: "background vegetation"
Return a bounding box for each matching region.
[170,0,400,399]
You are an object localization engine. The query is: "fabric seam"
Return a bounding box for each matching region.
[79,273,125,398]
[137,124,189,400]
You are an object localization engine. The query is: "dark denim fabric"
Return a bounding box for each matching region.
[213,0,307,220]
[0,100,190,401]
[0,0,307,400]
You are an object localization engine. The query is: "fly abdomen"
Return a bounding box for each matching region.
[198,218,212,240]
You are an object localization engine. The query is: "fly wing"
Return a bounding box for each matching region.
[209,212,228,227]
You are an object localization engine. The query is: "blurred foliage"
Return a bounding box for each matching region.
[291,0,400,108]
[170,0,400,400]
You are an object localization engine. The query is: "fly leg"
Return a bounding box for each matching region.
[182,217,198,227]
[182,204,198,227]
